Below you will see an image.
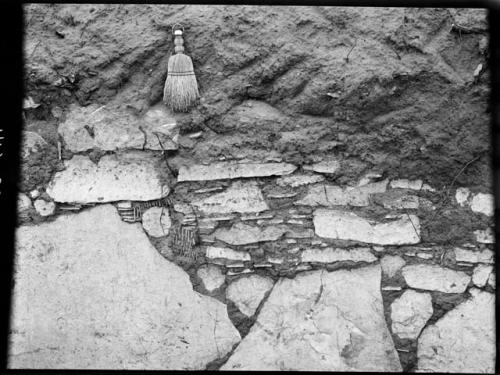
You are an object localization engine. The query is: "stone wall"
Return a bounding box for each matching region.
[12,5,494,372]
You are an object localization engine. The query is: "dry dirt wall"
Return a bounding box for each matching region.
[12,5,494,372]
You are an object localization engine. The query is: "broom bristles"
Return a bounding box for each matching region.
[163,53,199,112]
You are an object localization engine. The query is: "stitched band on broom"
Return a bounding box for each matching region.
[163,25,199,112]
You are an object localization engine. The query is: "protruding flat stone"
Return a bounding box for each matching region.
[417,289,494,373]
[193,181,268,214]
[275,174,325,187]
[470,193,494,216]
[8,205,240,369]
[380,255,406,278]
[453,247,493,264]
[141,207,171,237]
[313,209,420,245]
[197,265,225,292]
[389,179,423,190]
[205,246,251,262]
[177,162,297,182]
[46,153,171,203]
[214,223,287,246]
[401,264,470,293]
[303,159,340,174]
[472,264,493,287]
[390,290,433,339]
[301,247,376,263]
[222,265,402,371]
[296,180,388,207]
[226,275,274,317]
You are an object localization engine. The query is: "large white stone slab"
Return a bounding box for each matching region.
[222,265,402,371]
[46,153,171,203]
[313,209,420,245]
[177,162,297,181]
[193,181,268,214]
[226,275,274,317]
[58,104,178,152]
[401,264,470,293]
[8,205,240,370]
[301,247,376,263]
[417,289,495,373]
[214,223,287,246]
[296,180,388,207]
[390,290,433,339]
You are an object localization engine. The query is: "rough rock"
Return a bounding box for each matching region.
[178,162,297,181]
[390,290,433,339]
[58,104,178,152]
[214,223,287,246]
[380,255,406,278]
[313,209,420,245]
[275,174,325,187]
[401,264,470,293]
[205,246,251,262]
[488,273,495,288]
[8,205,240,369]
[197,265,225,292]
[372,191,420,209]
[33,199,56,217]
[470,193,494,216]
[455,187,471,206]
[296,180,388,207]
[472,264,493,288]
[17,194,32,213]
[21,131,49,158]
[192,181,268,214]
[473,228,494,244]
[141,207,171,237]
[226,275,274,317]
[46,153,171,203]
[303,159,340,174]
[222,265,402,371]
[389,179,423,190]
[29,190,40,199]
[417,289,494,373]
[453,247,493,264]
[301,247,376,263]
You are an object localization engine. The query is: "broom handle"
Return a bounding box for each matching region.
[174,30,184,54]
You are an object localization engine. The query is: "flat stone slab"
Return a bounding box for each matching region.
[205,246,251,262]
[177,162,297,181]
[8,205,240,369]
[46,153,171,203]
[192,181,268,214]
[417,289,494,373]
[313,209,420,245]
[275,174,325,187]
[390,290,433,339]
[401,264,470,293]
[222,265,402,371]
[296,180,388,207]
[301,247,376,263]
[226,275,274,317]
[453,247,493,264]
[303,159,340,174]
[58,104,178,152]
[214,223,287,246]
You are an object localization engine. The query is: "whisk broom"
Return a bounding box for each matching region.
[163,25,199,112]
